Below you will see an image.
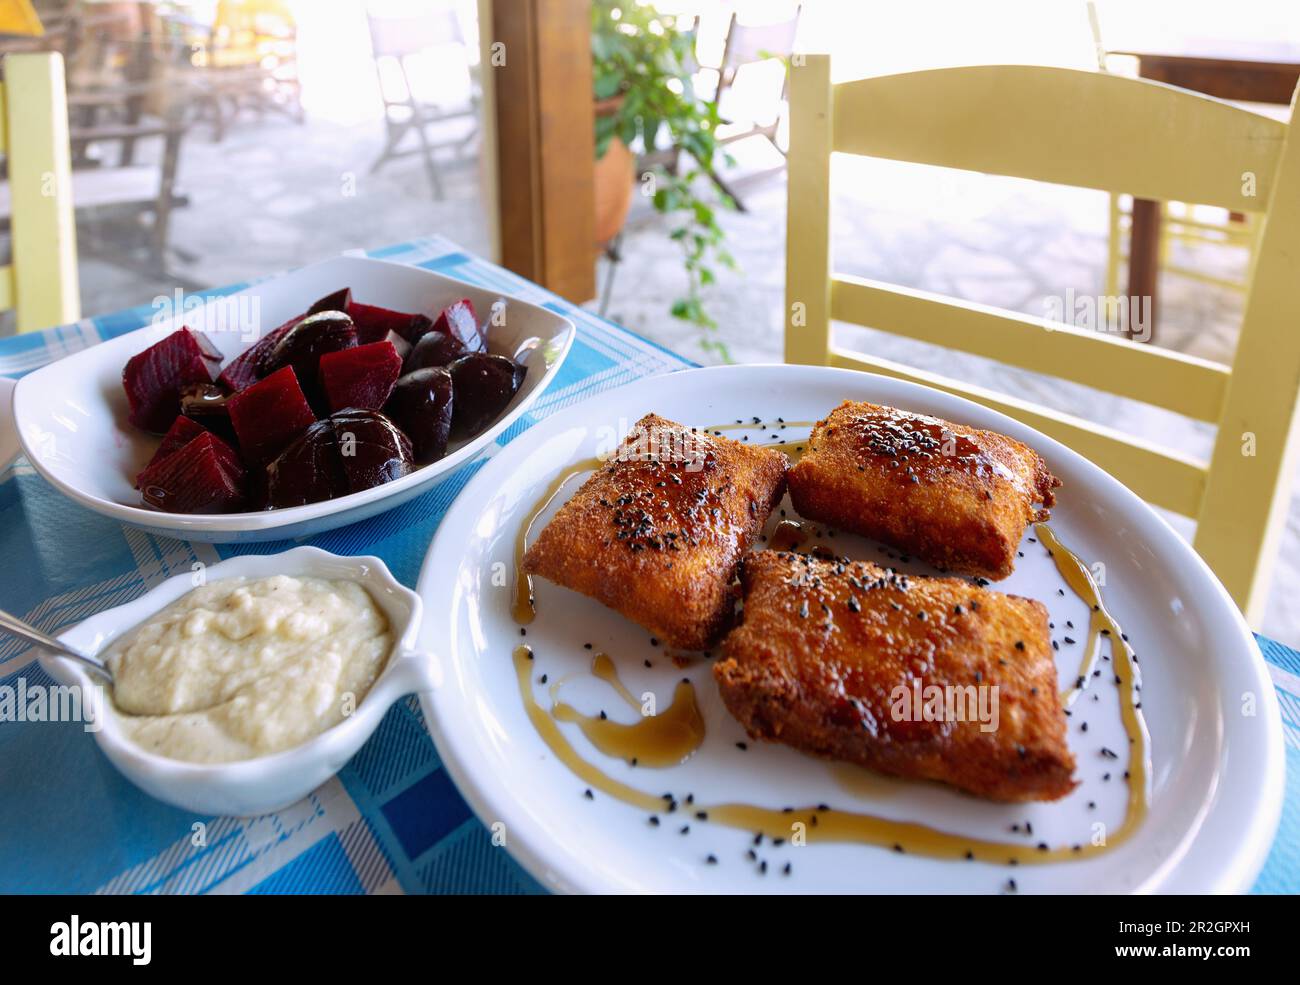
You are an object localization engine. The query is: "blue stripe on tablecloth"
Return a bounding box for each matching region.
[0,236,1294,895]
[248,833,364,895]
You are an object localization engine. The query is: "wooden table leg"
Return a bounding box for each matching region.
[1127,197,1161,344]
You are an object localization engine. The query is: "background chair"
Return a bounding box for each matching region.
[3,3,195,279]
[696,4,800,210]
[0,50,79,332]
[366,1,479,201]
[785,55,1300,624]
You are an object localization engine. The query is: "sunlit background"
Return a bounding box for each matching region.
[5,0,1300,639]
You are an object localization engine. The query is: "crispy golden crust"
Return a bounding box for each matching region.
[522,414,788,650]
[715,551,1076,802]
[786,400,1060,580]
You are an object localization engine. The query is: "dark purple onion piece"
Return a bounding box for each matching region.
[258,311,359,385]
[403,329,466,373]
[264,419,347,509]
[308,287,352,316]
[385,368,454,464]
[448,353,526,439]
[178,382,237,445]
[330,408,414,492]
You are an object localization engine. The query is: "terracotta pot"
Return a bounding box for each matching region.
[594,135,635,247]
[593,95,634,248]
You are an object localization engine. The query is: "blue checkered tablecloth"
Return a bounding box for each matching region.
[1,238,1296,894]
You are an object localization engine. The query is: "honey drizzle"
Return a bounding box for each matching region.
[767,519,809,552]
[1034,522,1151,838]
[514,644,1133,863]
[512,455,604,624]
[551,653,705,768]
[509,425,1151,863]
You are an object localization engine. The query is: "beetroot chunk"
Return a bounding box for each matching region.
[216,313,302,392]
[135,415,208,487]
[122,328,222,434]
[227,365,317,467]
[348,299,423,345]
[319,340,402,413]
[431,299,484,354]
[152,414,207,462]
[138,431,246,514]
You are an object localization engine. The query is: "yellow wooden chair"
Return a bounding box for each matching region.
[785,56,1300,625]
[1,51,80,332]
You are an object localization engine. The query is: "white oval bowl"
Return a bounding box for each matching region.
[42,546,437,817]
[12,255,574,542]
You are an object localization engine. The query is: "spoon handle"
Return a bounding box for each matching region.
[0,608,112,681]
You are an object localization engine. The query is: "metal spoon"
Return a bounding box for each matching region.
[0,608,113,683]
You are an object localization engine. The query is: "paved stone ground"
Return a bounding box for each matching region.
[12,112,1297,644]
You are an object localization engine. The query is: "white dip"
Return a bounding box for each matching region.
[107,574,392,763]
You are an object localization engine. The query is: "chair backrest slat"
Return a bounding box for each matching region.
[786,55,1300,623]
[1,52,80,331]
[830,274,1231,423]
[833,65,1285,212]
[722,12,801,71]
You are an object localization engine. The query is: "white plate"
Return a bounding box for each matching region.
[11,255,574,542]
[415,365,1284,893]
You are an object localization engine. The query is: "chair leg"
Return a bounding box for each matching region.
[412,116,445,200]
[706,166,746,212]
[598,233,623,319]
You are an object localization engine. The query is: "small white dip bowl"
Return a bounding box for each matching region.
[42,547,437,817]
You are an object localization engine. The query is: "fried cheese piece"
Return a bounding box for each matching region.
[715,551,1077,802]
[787,400,1060,580]
[522,414,787,650]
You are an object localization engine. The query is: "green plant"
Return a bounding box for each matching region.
[591,0,737,361]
